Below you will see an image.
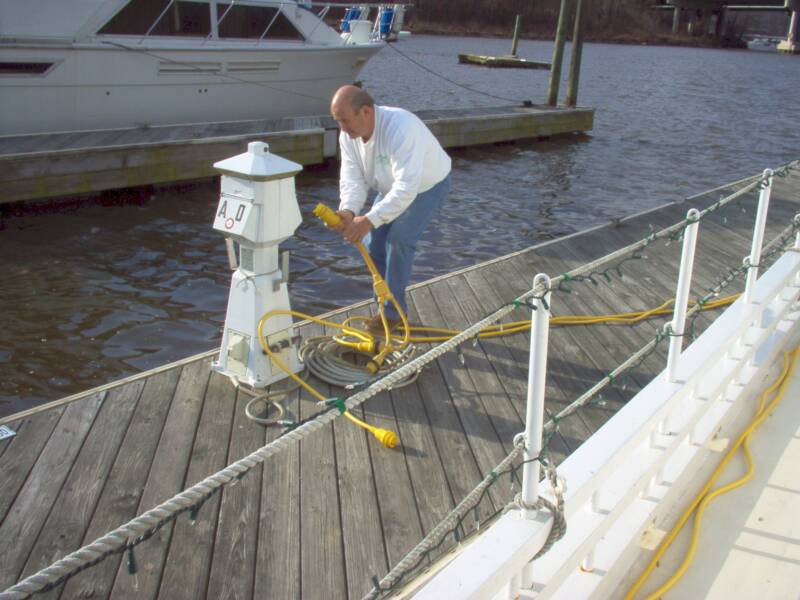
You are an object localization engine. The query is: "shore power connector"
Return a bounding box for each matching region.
[211,141,304,387]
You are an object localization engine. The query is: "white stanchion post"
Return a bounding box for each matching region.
[519,274,552,591]
[666,209,701,383]
[520,273,552,515]
[743,169,773,305]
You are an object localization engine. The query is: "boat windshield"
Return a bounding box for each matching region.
[98,0,304,41]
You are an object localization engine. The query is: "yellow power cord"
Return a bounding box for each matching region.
[625,345,800,600]
[254,202,739,449]
[313,203,411,371]
[257,308,400,448]
[254,203,412,449]
[256,296,737,448]
[344,296,737,345]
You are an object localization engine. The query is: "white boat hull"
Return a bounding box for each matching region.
[0,42,383,135]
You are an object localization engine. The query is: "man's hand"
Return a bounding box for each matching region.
[332,209,354,233]
[342,215,373,244]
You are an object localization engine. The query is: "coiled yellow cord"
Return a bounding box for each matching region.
[256,308,400,448]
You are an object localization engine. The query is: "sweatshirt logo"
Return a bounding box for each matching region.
[375,154,390,165]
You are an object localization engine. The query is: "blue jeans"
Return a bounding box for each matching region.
[367,174,451,320]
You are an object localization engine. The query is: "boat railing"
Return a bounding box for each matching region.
[408,163,800,599]
[127,0,403,46]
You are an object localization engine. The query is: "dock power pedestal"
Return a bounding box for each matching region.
[211,141,304,387]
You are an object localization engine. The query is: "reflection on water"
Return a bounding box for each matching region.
[1,36,799,416]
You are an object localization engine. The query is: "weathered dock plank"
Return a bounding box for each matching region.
[204,388,264,600]
[17,382,144,597]
[109,361,209,598]
[404,291,496,538]
[0,410,63,523]
[381,379,452,563]
[298,320,347,600]
[411,284,508,512]
[157,370,237,600]
[253,386,301,600]
[331,307,392,599]
[490,255,630,434]
[57,369,181,599]
[0,392,105,590]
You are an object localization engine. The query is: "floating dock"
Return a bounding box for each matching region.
[1,167,797,599]
[0,105,593,205]
[458,54,551,69]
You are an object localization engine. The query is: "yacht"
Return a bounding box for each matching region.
[746,36,781,51]
[0,0,384,136]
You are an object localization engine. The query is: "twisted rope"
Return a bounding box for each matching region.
[511,460,567,560]
[363,441,528,600]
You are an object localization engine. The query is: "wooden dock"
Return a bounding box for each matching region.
[458,54,551,69]
[0,166,797,600]
[0,105,593,205]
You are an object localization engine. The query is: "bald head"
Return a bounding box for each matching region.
[331,85,376,141]
[331,85,374,114]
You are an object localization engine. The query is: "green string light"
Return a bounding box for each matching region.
[126,547,137,575]
[324,397,347,414]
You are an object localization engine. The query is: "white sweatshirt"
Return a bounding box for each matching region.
[338,106,451,227]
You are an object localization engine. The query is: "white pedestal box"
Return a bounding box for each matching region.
[211,141,304,388]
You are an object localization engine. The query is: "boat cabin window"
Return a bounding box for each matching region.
[217,5,303,40]
[99,0,211,37]
[98,0,304,41]
[0,62,54,75]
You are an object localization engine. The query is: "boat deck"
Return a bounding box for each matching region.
[1,168,798,599]
[631,341,800,599]
[0,104,593,205]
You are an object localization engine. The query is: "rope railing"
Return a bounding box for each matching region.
[2,161,796,599]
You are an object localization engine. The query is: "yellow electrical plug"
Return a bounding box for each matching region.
[314,202,342,228]
[344,411,399,448]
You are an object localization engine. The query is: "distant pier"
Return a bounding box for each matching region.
[0,105,593,205]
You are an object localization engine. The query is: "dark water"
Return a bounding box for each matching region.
[1,36,799,416]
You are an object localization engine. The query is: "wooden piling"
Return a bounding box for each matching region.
[510,15,521,57]
[547,0,571,106]
[565,0,586,108]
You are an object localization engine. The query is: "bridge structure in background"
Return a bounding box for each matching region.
[655,0,799,52]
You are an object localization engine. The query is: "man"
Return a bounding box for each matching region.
[330,85,452,333]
